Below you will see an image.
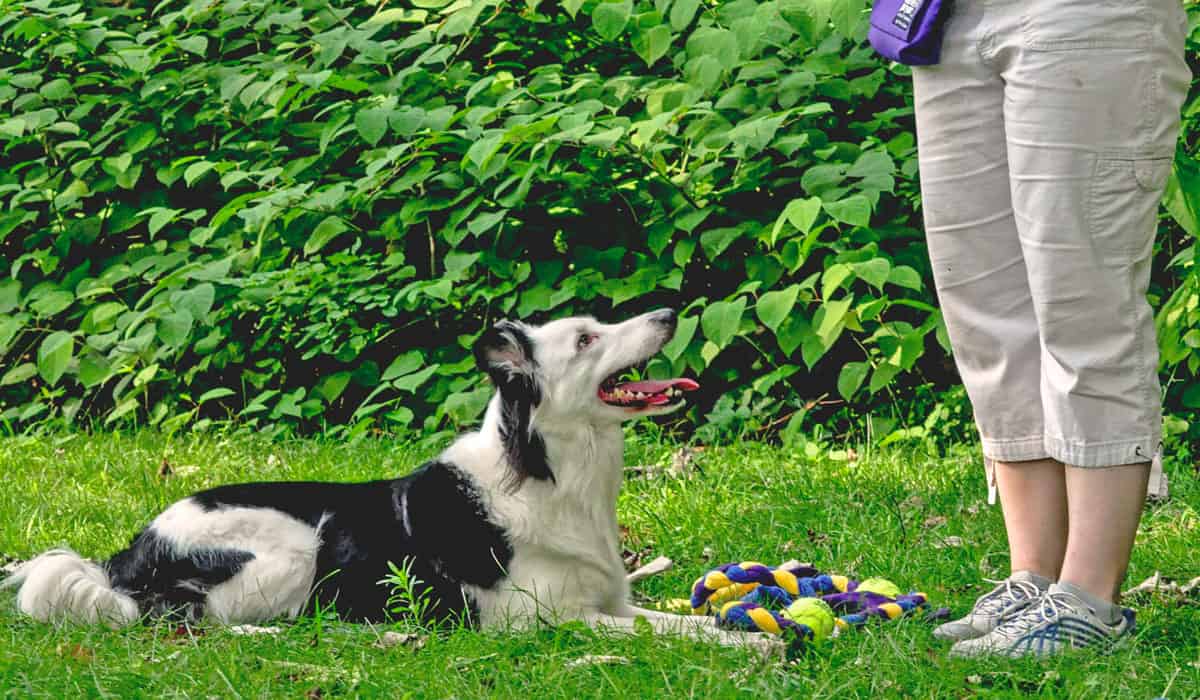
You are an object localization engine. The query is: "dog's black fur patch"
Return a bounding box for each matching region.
[105,530,253,619]
[109,462,513,623]
[475,321,553,487]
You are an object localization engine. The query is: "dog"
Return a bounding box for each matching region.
[3,309,777,653]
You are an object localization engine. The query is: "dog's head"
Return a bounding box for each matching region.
[474,309,699,483]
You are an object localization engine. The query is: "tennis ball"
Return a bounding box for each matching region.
[857,577,902,599]
[782,597,835,642]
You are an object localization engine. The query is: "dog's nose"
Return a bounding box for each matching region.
[649,308,677,327]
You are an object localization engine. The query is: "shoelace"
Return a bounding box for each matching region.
[997,591,1084,636]
[976,578,1043,617]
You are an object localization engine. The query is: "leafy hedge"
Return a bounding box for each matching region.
[1,0,1198,445]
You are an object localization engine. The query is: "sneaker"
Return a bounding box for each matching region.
[949,583,1135,658]
[933,571,1050,642]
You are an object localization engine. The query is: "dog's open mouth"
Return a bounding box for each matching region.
[598,367,700,409]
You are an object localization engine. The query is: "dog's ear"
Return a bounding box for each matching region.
[474,320,552,487]
[474,320,536,387]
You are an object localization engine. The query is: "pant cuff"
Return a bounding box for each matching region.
[1044,434,1158,468]
[980,435,1050,462]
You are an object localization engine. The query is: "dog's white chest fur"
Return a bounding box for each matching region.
[446,421,630,626]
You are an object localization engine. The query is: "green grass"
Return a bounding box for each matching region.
[0,432,1197,699]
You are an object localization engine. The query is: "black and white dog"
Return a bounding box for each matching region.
[4,310,774,651]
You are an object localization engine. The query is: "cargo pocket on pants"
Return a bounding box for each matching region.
[1088,156,1171,263]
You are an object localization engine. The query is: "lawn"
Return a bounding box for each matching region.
[0,432,1197,699]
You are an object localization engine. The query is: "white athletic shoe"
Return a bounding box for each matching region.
[949,583,1135,658]
[933,571,1050,642]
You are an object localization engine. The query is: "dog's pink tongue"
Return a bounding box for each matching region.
[618,378,700,393]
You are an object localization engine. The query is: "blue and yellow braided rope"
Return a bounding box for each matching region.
[688,561,928,638]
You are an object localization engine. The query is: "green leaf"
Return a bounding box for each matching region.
[887,265,923,291]
[147,208,181,237]
[771,197,822,246]
[700,227,743,261]
[315,372,353,402]
[701,296,747,349]
[364,8,428,26]
[837,361,869,400]
[815,296,852,343]
[821,263,853,300]
[673,239,696,268]
[829,0,867,38]
[355,107,391,146]
[468,210,507,236]
[662,313,698,361]
[823,194,871,227]
[134,363,159,387]
[197,387,236,404]
[393,365,439,392]
[869,362,902,394]
[102,154,133,177]
[174,283,215,320]
[633,24,672,66]
[383,351,424,381]
[756,285,799,332]
[30,290,74,318]
[124,124,158,154]
[0,280,20,313]
[0,118,26,138]
[847,149,895,180]
[851,258,891,290]
[686,27,739,71]
[157,309,194,347]
[37,331,73,386]
[306,216,351,256]
[592,0,633,40]
[39,78,72,100]
[0,315,24,353]
[176,35,208,55]
[1,363,36,386]
[670,0,701,30]
[775,315,810,357]
[183,161,215,186]
[1164,157,1200,237]
[78,354,110,388]
[82,301,126,334]
[1180,383,1200,408]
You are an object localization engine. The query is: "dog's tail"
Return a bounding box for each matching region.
[1,549,138,627]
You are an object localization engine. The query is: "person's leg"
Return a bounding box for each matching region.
[1000,0,1189,610]
[994,459,1067,580]
[913,0,1061,573]
[1060,464,1150,603]
[949,0,1191,657]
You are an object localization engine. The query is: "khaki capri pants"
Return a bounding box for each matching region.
[912,0,1190,476]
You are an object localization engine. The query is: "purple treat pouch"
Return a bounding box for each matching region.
[868,0,949,66]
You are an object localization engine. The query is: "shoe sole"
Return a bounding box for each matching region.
[933,621,991,642]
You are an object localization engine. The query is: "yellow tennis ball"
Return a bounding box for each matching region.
[857,577,902,598]
[782,597,835,642]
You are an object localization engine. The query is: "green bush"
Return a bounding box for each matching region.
[0,0,1198,445]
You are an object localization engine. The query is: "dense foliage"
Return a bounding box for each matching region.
[0,0,1198,445]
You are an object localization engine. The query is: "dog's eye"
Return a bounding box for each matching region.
[576,333,597,351]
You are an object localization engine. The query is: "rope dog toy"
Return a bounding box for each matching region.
[689,561,929,641]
